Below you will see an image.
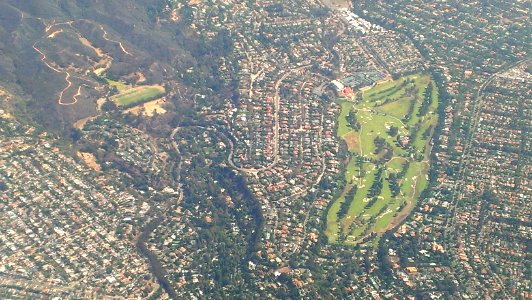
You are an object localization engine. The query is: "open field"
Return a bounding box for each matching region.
[111,85,165,107]
[105,78,131,92]
[320,0,350,10]
[326,73,439,244]
[123,97,168,116]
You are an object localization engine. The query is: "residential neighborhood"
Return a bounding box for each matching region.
[0,0,529,298]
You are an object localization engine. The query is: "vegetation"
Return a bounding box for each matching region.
[106,78,131,93]
[111,85,166,107]
[326,73,439,244]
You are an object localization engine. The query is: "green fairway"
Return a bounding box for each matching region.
[339,166,377,232]
[337,101,354,137]
[325,73,440,245]
[112,85,166,107]
[345,158,358,183]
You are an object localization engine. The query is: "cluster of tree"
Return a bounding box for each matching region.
[337,185,358,219]
[374,136,394,162]
[213,166,264,260]
[418,82,434,117]
[364,197,379,212]
[264,3,284,13]
[373,79,410,99]
[399,161,411,178]
[367,167,384,198]
[373,136,388,154]
[346,110,361,131]
[178,157,258,293]
[387,173,401,198]
[421,125,433,140]
[402,98,417,123]
[311,7,329,18]
[407,122,421,148]
[101,98,118,112]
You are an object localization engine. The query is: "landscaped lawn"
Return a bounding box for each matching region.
[105,78,131,92]
[337,101,354,137]
[339,165,377,233]
[112,85,165,107]
[325,73,440,245]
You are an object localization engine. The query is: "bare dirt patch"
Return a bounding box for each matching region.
[74,116,96,130]
[96,97,107,111]
[1,112,14,119]
[321,0,350,10]
[47,29,63,38]
[78,36,105,57]
[78,151,101,171]
[343,131,360,152]
[123,97,167,117]
[135,71,147,84]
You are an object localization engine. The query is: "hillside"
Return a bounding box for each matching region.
[0,0,194,132]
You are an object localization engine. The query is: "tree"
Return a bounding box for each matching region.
[418,82,434,117]
[101,98,118,112]
[388,125,399,137]
[70,128,83,141]
[346,110,361,131]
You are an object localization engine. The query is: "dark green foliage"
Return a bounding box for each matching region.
[70,128,82,141]
[387,173,401,197]
[101,99,118,112]
[373,136,387,154]
[388,125,399,137]
[418,82,434,117]
[346,109,361,131]
[338,185,358,219]
[368,167,384,198]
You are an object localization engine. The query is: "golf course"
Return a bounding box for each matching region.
[326,73,439,245]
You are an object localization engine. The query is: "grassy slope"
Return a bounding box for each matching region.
[106,78,131,92]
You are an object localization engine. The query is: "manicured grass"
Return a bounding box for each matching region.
[347,224,368,244]
[325,185,350,242]
[112,85,165,107]
[105,78,131,92]
[357,111,406,157]
[325,73,440,245]
[345,158,358,183]
[386,157,406,173]
[364,181,393,218]
[336,101,354,137]
[380,98,412,118]
[339,166,376,233]
[363,79,399,99]
[374,199,401,231]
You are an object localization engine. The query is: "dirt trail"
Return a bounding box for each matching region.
[33,43,77,105]
[99,25,132,55]
[34,19,126,106]
[47,29,63,38]
[58,72,76,105]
